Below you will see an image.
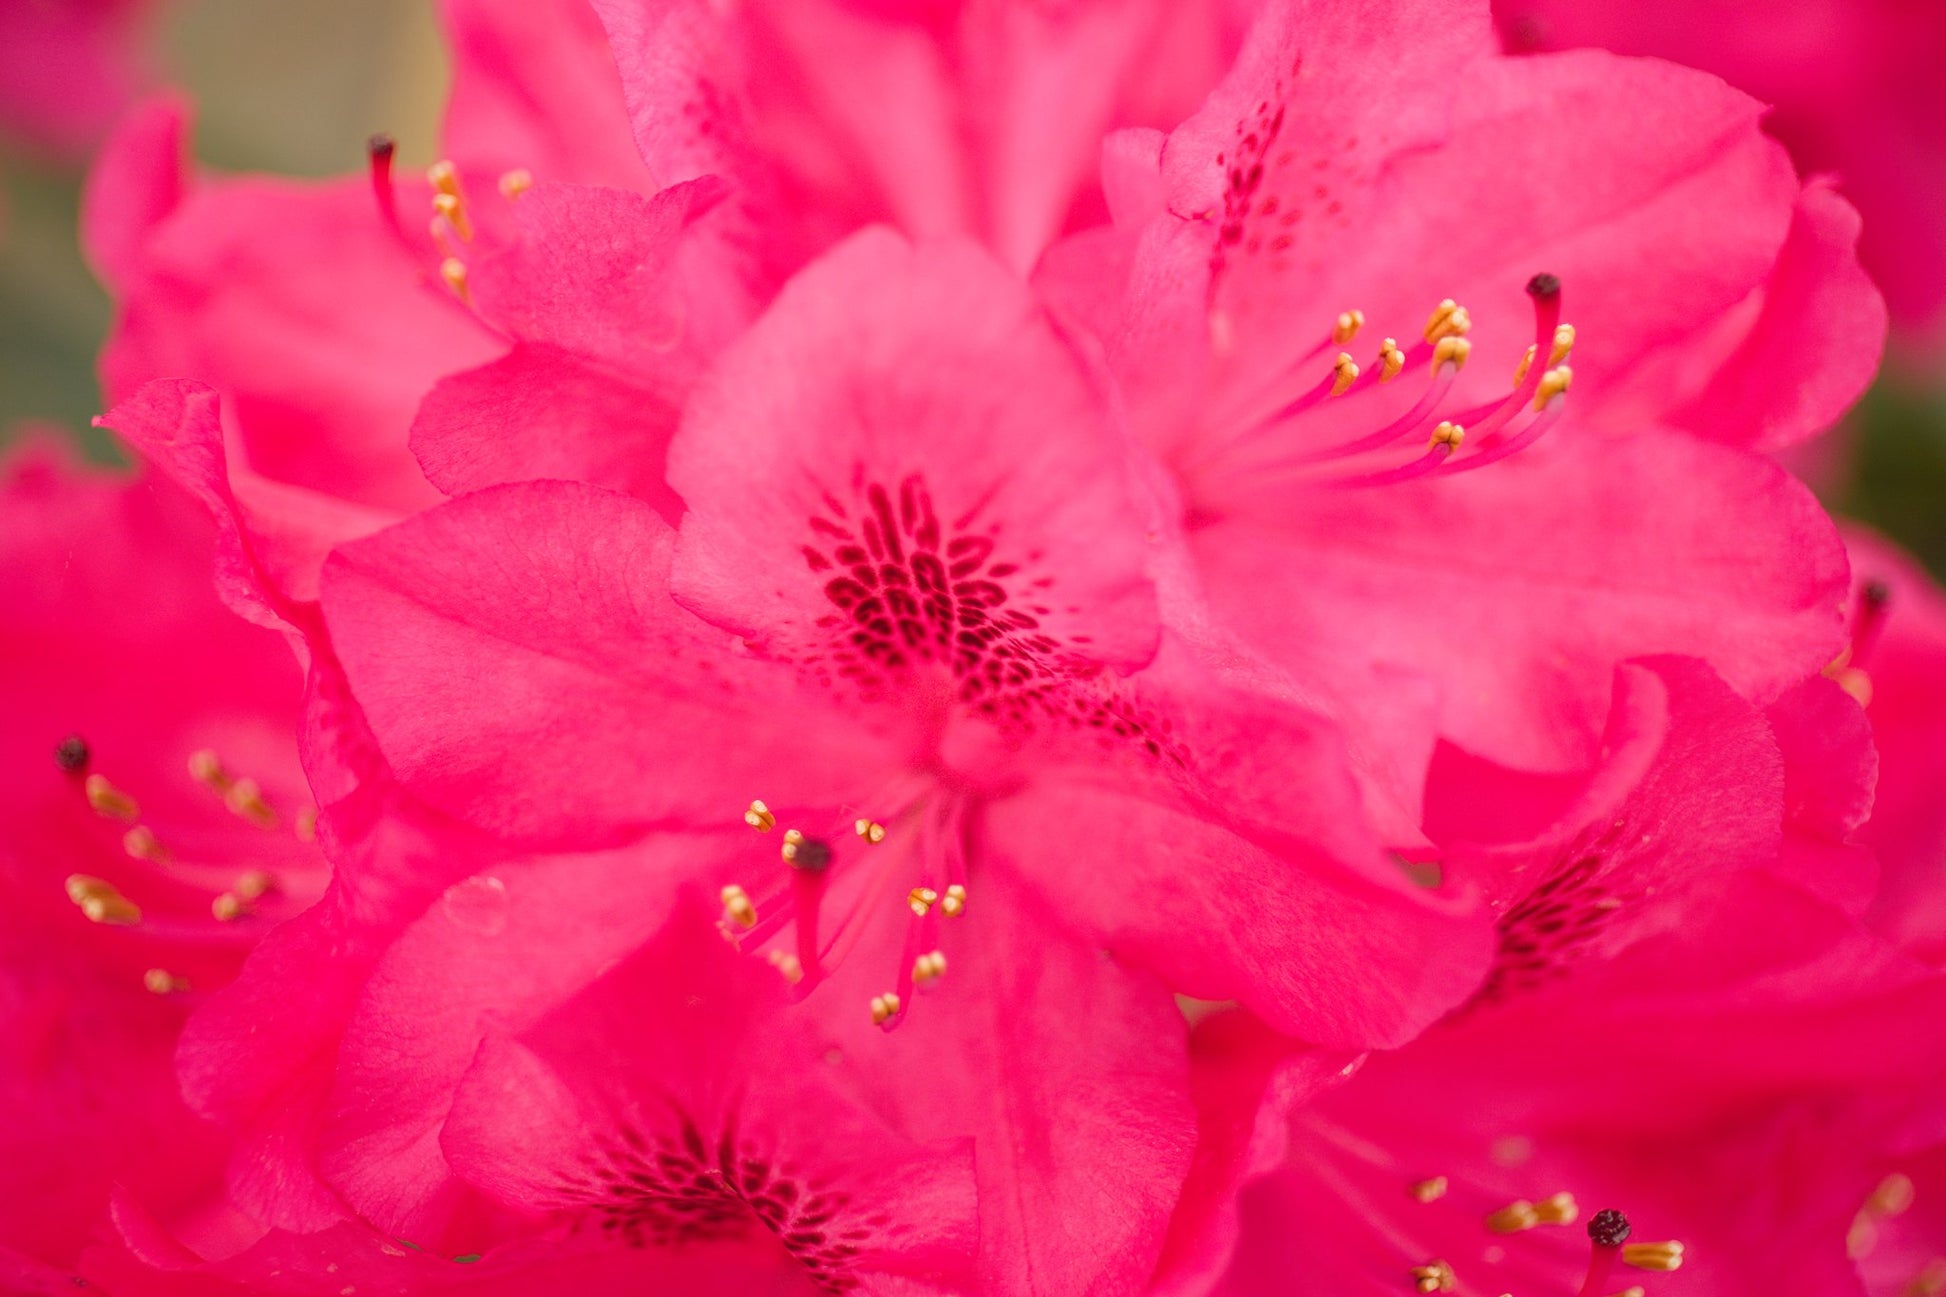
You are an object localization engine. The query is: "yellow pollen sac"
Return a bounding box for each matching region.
[744,799,777,832]
[296,806,319,842]
[1534,364,1573,410]
[1409,1177,1449,1203]
[1424,299,1472,343]
[720,883,758,929]
[1534,1191,1578,1225]
[211,892,252,922]
[122,825,168,863]
[427,159,461,197]
[1429,421,1465,451]
[1377,337,1406,382]
[913,950,948,983]
[225,777,277,828]
[1513,344,1538,387]
[908,886,940,917]
[1433,335,1472,373]
[780,828,805,861]
[84,773,139,822]
[144,968,188,995]
[440,257,471,302]
[941,884,967,917]
[1620,1240,1684,1272]
[1868,1172,1916,1217]
[1330,352,1360,397]
[870,992,902,1025]
[1550,323,1576,365]
[498,168,534,200]
[766,949,804,984]
[66,874,140,925]
[187,748,228,788]
[1333,309,1365,344]
[234,869,276,902]
[855,818,887,844]
[1908,1258,1946,1297]
[433,191,475,242]
[1409,1259,1457,1293]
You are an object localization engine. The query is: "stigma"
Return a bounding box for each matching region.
[718,791,971,1030]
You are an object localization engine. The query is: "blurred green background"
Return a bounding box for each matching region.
[3,0,1944,576]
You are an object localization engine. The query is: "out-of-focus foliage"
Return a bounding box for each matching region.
[3,0,1944,578]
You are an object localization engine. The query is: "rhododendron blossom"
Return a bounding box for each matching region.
[8,0,1946,1294]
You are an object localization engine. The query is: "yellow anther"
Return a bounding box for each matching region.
[1534,364,1573,410]
[427,159,461,196]
[211,892,251,922]
[1550,322,1576,365]
[1330,352,1360,396]
[1333,309,1365,344]
[1376,337,1406,382]
[1908,1258,1946,1297]
[1534,1191,1578,1225]
[720,884,758,929]
[1409,1177,1448,1203]
[498,168,534,200]
[234,869,275,902]
[1424,299,1472,343]
[433,191,474,242]
[780,828,804,861]
[908,886,939,917]
[870,992,902,1025]
[1486,1200,1540,1234]
[225,777,277,828]
[1514,344,1537,387]
[1433,335,1472,372]
[1602,1289,1645,1297]
[440,257,471,302]
[855,818,886,844]
[1620,1241,1684,1272]
[767,949,804,984]
[66,875,140,925]
[123,825,168,863]
[295,806,318,842]
[144,968,188,995]
[84,773,138,821]
[1409,1259,1457,1293]
[744,799,777,832]
[913,950,948,983]
[187,748,228,787]
[941,884,967,917]
[1869,1172,1916,1217]
[1429,421,1464,450]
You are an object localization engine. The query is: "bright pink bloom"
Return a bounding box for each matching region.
[0,0,153,155]
[0,437,324,1278]
[1495,0,1946,356]
[1035,0,1875,828]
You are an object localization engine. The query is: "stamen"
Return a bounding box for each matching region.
[212,892,252,922]
[767,949,804,984]
[498,168,534,200]
[1334,310,1366,344]
[122,825,169,863]
[84,774,138,821]
[907,886,939,916]
[942,883,967,917]
[440,257,471,303]
[869,992,902,1026]
[426,159,461,197]
[745,799,777,832]
[367,133,400,235]
[1533,364,1573,411]
[781,830,833,870]
[1868,1172,1916,1217]
[1330,353,1361,396]
[1423,299,1472,344]
[434,191,475,242]
[54,734,90,773]
[1620,1241,1683,1272]
[295,806,319,842]
[1409,1259,1457,1292]
[234,869,276,902]
[1408,1177,1449,1203]
[1433,336,1472,372]
[1376,337,1406,382]
[225,778,277,828]
[912,950,947,983]
[855,818,887,844]
[144,968,189,995]
[1429,421,1464,450]
[1486,1191,1576,1232]
[65,875,140,925]
[720,884,758,929]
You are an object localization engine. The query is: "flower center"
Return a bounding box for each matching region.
[719,787,971,1031]
[1183,274,1576,506]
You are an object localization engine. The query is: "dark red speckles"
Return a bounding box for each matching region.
[1476,828,1631,1003]
[799,473,1092,725]
[1215,92,1289,279]
[566,1116,878,1294]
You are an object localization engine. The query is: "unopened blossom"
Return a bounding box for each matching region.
[1495,0,1946,355]
[0,438,324,1278]
[1036,0,1880,838]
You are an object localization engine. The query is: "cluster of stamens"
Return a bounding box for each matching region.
[364,135,533,306]
[1198,274,1577,494]
[1399,1178,1684,1296]
[721,797,968,1029]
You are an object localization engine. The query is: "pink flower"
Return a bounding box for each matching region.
[1035,0,1879,834]
[1170,655,1946,1295]
[0,437,325,1278]
[0,0,153,156]
[1495,0,1946,357]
